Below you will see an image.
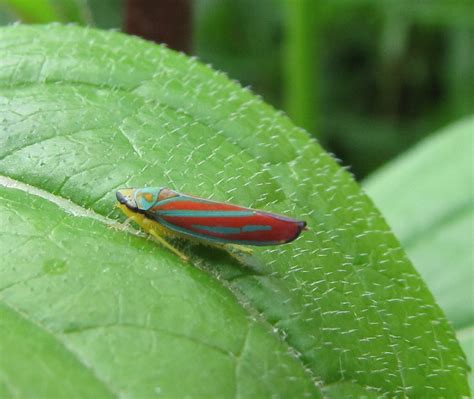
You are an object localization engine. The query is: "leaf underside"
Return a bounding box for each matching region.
[0,25,469,398]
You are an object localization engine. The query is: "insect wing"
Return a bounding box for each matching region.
[146,193,306,245]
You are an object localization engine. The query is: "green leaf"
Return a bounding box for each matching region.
[0,25,469,397]
[364,116,474,392]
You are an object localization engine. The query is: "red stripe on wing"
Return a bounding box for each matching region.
[151,199,245,212]
[162,212,305,244]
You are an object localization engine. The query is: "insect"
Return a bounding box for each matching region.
[116,187,307,261]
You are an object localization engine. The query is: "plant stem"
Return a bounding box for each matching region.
[284,0,323,142]
[124,0,192,53]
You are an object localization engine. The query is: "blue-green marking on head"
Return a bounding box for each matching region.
[116,187,163,211]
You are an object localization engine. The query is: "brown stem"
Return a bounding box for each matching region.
[124,0,192,53]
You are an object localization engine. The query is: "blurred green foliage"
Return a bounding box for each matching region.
[0,0,89,23]
[0,0,122,27]
[194,0,284,108]
[87,0,123,29]
[194,0,474,177]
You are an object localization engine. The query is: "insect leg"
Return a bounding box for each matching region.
[225,244,254,254]
[147,228,189,262]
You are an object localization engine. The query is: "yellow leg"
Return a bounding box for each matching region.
[147,228,189,262]
[225,244,253,254]
[206,243,254,264]
[115,204,189,262]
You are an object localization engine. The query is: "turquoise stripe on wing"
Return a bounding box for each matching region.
[156,210,254,217]
[192,224,272,235]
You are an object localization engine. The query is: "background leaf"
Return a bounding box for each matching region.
[364,116,474,392]
[0,0,90,23]
[0,25,469,397]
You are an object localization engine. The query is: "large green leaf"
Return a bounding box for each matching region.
[0,25,469,397]
[364,116,474,392]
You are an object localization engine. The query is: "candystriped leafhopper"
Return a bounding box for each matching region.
[116,187,307,261]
